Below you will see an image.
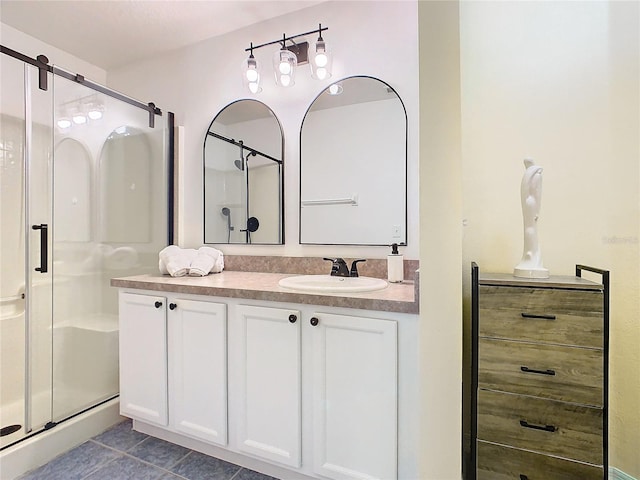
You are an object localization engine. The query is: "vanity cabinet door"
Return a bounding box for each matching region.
[310,312,398,480]
[119,292,168,426]
[235,305,302,468]
[168,299,227,446]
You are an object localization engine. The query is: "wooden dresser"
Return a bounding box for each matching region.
[470,264,609,480]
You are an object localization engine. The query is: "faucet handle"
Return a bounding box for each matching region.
[323,257,349,277]
[350,259,366,277]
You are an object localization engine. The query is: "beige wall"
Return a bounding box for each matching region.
[418,1,463,478]
[459,1,639,477]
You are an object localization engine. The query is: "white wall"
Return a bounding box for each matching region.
[107,0,420,259]
[460,1,640,476]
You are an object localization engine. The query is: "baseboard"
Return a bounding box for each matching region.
[610,466,638,480]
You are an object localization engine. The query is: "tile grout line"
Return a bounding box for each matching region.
[86,439,191,479]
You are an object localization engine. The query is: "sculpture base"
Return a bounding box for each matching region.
[513,266,550,279]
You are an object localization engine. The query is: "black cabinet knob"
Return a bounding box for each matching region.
[310,317,319,326]
[169,303,177,310]
[154,301,162,308]
[289,314,297,323]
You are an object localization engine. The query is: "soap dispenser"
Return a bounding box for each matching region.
[387,243,404,283]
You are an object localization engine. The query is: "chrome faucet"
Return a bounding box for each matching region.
[323,258,366,277]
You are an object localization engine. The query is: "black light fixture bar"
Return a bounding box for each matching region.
[1,44,162,127]
[244,25,328,52]
[207,131,282,165]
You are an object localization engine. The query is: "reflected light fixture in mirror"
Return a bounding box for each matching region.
[242,24,331,93]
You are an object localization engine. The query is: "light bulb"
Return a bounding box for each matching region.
[88,109,103,120]
[57,118,72,129]
[246,68,258,82]
[249,81,260,94]
[72,114,87,125]
[279,61,291,75]
[280,74,291,87]
[315,52,328,68]
[328,83,343,95]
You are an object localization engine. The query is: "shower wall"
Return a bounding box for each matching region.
[0,52,170,448]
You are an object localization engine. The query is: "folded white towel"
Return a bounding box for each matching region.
[188,253,215,277]
[159,246,197,277]
[188,247,224,276]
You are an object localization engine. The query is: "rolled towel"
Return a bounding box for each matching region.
[186,247,224,276]
[159,245,181,274]
[159,246,197,277]
[165,253,194,277]
[188,252,215,277]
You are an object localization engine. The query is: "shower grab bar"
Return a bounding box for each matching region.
[32,224,48,273]
[0,294,25,304]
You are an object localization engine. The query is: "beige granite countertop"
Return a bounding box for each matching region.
[111,271,419,314]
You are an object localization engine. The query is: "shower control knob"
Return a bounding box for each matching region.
[289,314,297,323]
[310,317,319,327]
[154,301,162,309]
[169,303,177,310]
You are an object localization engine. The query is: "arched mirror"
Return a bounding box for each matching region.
[204,99,283,244]
[300,76,407,245]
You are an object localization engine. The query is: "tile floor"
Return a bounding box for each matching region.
[18,419,278,480]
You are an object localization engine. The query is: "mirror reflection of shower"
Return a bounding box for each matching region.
[221,207,233,243]
[203,99,284,245]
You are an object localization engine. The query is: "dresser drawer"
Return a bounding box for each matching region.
[479,286,603,348]
[479,338,603,406]
[477,389,603,465]
[477,441,603,480]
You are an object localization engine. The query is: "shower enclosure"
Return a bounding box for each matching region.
[0,48,172,449]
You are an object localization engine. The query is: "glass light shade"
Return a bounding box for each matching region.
[273,49,297,87]
[242,54,262,94]
[72,113,87,125]
[311,39,332,80]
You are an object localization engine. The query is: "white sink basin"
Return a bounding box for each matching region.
[278,275,388,293]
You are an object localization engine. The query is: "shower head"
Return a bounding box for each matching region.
[221,207,230,216]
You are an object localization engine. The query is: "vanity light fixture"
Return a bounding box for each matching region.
[242,43,262,94]
[243,24,330,93]
[311,24,332,80]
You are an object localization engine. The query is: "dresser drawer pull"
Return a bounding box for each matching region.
[519,420,556,432]
[520,366,556,376]
[521,312,556,320]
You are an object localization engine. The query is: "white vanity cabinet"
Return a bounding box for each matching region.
[115,281,418,480]
[309,312,398,480]
[119,292,169,426]
[235,304,302,467]
[118,292,228,446]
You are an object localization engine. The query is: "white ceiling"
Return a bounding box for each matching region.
[0,0,326,70]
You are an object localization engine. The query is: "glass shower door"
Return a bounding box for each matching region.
[0,59,54,448]
[50,71,168,422]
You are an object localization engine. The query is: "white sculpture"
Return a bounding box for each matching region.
[514,158,549,278]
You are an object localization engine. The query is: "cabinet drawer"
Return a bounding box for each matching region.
[479,286,603,348]
[477,389,603,465]
[477,441,603,480]
[479,338,603,406]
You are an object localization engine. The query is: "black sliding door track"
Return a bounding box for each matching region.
[1,44,162,128]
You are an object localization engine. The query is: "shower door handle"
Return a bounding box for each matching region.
[32,224,48,273]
